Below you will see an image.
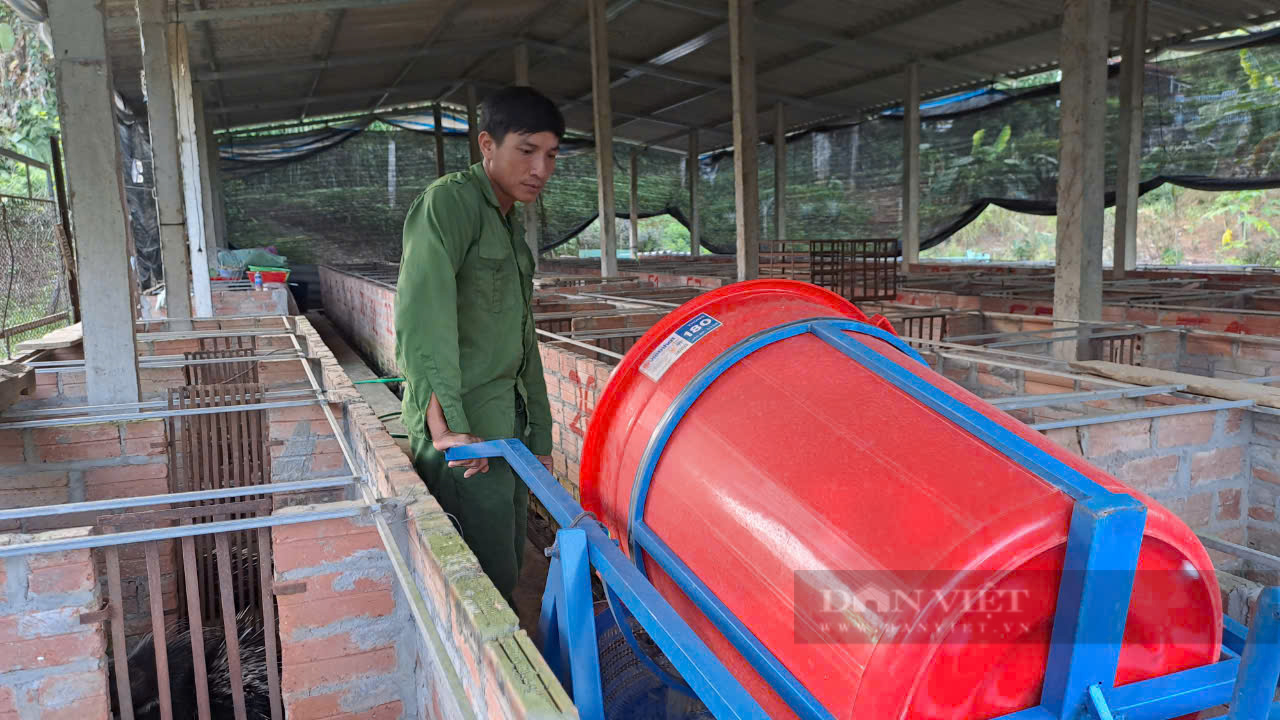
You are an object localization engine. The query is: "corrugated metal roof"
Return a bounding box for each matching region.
[96,0,1280,151]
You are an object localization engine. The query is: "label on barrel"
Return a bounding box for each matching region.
[640,313,722,382]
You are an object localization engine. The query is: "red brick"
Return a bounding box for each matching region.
[0,484,68,509]
[323,701,403,720]
[1255,466,1280,486]
[1174,492,1214,530]
[83,463,168,500]
[276,570,392,608]
[278,592,395,634]
[1226,408,1247,435]
[122,437,167,456]
[1041,427,1081,455]
[28,562,94,595]
[1251,505,1276,522]
[272,533,382,571]
[976,371,1016,392]
[284,628,394,663]
[36,670,108,707]
[1190,446,1245,485]
[1219,488,1243,521]
[1083,419,1151,458]
[1156,413,1216,448]
[1115,454,1180,494]
[0,686,12,714]
[286,690,345,719]
[272,516,372,546]
[32,425,119,447]
[0,631,105,673]
[35,693,109,720]
[122,421,166,440]
[36,441,120,463]
[0,430,23,448]
[280,647,397,695]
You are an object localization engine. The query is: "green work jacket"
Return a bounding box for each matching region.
[394,162,553,456]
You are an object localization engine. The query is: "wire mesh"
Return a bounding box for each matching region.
[0,187,71,357]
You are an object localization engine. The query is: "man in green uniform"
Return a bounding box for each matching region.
[394,87,562,607]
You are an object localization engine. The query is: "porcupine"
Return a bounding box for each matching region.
[110,609,275,720]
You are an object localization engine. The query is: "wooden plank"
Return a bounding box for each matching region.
[257,527,284,720]
[1069,360,1280,409]
[105,547,134,720]
[15,322,82,352]
[145,542,174,720]
[181,536,213,720]
[215,532,249,720]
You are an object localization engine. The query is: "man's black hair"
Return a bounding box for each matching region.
[479,86,566,144]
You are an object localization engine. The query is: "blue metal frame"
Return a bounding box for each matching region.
[449,314,1280,720]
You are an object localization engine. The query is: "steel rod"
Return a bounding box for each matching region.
[1,388,317,419]
[1030,399,1255,431]
[0,504,372,558]
[536,329,626,360]
[990,384,1187,410]
[0,476,357,521]
[0,397,321,430]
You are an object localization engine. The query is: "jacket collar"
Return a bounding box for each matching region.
[469,162,504,212]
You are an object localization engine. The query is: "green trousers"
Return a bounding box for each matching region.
[408,403,528,609]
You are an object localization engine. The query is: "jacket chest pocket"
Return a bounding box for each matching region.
[476,234,513,314]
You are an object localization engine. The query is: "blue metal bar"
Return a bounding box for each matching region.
[1226,615,1250,657]
[1104,657,1239,720]
[448,439,770,720]
[1088,685,1116,720]
[539,553,568,688]
[604,582,696,697]
[1228,587,1280,719]
[1039,494,1147,719]
[809,320,1109,501]
[632,521,834,720]
[556,528,605,720]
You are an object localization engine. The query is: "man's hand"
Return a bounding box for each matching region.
[434,431,490,478]
[536,454,554,475]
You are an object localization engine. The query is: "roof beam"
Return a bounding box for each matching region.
[525,38,861,118]
[212,82,453,113]
[190,0,229,122]
[298,9,346,120]
[195,40,513,81]
[107,0,422,28]
[1150,0,1226,29]
[369,0,468,112]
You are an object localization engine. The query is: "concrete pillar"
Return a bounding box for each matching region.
[1054,0,1110,361]
[433,103,446,178]
[629,151,640,260]
[729,0,759,281]
[387,137,397,208]
[688,129,700,256]
[47,0,141,404]
[774,102,786,242]
[169,22,213,317]
[587,0,618,277]
[466,83,481,165]
[514,43,539,267]
[1113,0,1148,278]
[902,62,921,266]
[198,102,226,252]
[135,0,191,325]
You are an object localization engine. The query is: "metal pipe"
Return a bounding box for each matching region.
[135,314,289,326]
[0,503,373,558]
[1,388,318,419]
[0,397,322,430]
[990,384,1188,411]
[28,352,304,373]
[536,329,626,360]
[135,328,293,341]
[578,291,682,308]
[1030,399,1255,431]
[0,476,358,521]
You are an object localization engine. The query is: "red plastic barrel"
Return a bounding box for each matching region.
[580,280,1221,720]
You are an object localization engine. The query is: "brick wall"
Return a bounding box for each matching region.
[288,316,573,719]
[0,420,174,640]
[272,505,410,720]
[140,285,294,321]
[319,266,398,377]
[0,528,110,720]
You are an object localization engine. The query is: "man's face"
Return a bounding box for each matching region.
[479,130,560,205]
